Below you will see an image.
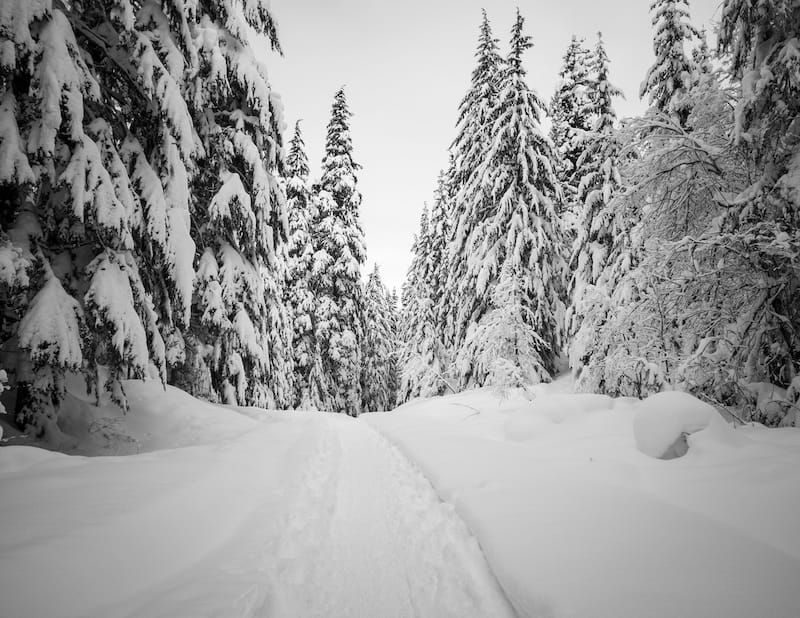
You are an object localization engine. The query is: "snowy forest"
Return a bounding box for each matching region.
[1,0,799,442]
[1,2,800,617]
[400,4,800,427]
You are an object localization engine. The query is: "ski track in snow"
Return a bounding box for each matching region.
[111,414,515,618]
[271,414,516,618]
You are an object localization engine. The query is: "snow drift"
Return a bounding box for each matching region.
[366,378,800,618]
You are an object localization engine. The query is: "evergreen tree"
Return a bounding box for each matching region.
[0,0,293,436]
[549,35,594,209]
[399,169,455,401]
[425,168,454,385]
[180,0,291,408]
[283,121,319,408]
[384,287,402,404]
[459,263,550,390]
[399,207,427,401]
[399,204,450,400]
[454,10,566,387]
[567,32,625,369]
[692,27,713,81]
[311,88,366,415]
[442,10,504,361]
[640,0,700,125]
[361,265,398,412]
[0,0,199,435]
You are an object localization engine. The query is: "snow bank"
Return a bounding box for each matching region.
[2,375,261,455]
[0,385,318,618]
[366,381,800,618]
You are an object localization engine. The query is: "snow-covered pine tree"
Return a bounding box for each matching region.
[399,207,427,400]
[441,10,504,363]
[454,10,566,387]
[549,35,594,216]
[692,27,713,82]
[640,0,700,125]
[311,88,366,415]
[361,265,398,412]
[384,286,401,405]
[425,168,454,385]
[460,262,550,391]
[283,121,320,409]
[566,32,625,369]
[0,0,200,435]
[183,0,292,409]
[399,169,455,401]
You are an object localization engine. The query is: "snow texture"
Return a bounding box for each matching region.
[0,381,514,618]
[367,377,800,618]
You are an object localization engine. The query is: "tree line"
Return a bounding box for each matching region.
[399,1,799,426]
[0,0,399,440]
[1,0,797,431]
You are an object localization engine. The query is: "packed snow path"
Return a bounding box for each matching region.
[271,414,516,617]
[0,405,515,618]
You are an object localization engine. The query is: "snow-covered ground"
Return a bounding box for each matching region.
[366,377,800,618]
[0,381,511,618]
[1,377,799,617]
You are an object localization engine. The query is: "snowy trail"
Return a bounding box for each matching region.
[271,414,516,618]
[0,407,516,618]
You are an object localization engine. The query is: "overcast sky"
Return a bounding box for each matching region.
[267,0,724,293]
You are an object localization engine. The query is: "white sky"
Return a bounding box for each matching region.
[267,0,725,293]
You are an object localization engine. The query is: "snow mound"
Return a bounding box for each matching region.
[632,391,733,459]
[53,376,257,455]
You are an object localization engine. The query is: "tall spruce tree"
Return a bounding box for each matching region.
[399,169,455,401]
[0,0,293,436]
[640,0,700,125]
[567,32,625,369]
[441,11,504,362]
[692,27,713,81]
[454,10,566,387]
[550,35,594,209]
[361,265,398,412]
[426,168,454,384]
[0,0,200,435]
[311,88,366,415]
[283,121,319,408]
[399,207,431,401]
[181,0,291,408]
[384,287,401,405]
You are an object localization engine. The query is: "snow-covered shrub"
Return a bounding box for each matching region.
[632,391,728,459]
